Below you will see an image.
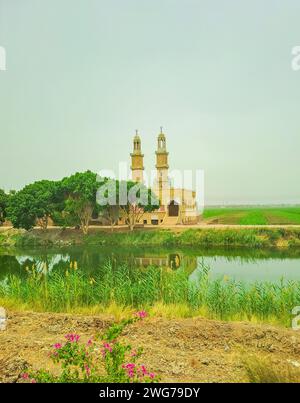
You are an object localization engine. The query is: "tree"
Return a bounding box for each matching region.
[118,181,159,231]
[96,179,159,231]
[96,178,121,230]
[99,205,120,230]
[0,189,9,225]
[61,171,100,235]
[6,180,60,230]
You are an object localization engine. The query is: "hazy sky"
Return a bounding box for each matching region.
[0,0,299,205]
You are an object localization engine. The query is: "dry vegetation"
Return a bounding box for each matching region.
[1,311,300,383]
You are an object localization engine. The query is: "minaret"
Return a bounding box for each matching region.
[130,130,144,183]
[155,127,169,202]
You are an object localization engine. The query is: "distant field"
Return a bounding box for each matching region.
[203,207,300,225]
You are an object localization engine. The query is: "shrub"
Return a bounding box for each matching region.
[21,312,158,383]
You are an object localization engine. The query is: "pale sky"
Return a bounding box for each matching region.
[0,0,299,205]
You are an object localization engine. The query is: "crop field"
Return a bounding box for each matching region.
[203,207,300,225]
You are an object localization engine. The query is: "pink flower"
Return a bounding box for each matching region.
[53,343,62,349]
[103,342,113,352]
[65,334,80,343]
[22,373,29,379]
[149,372,155,379]
[101,342,113,357]
[140,365,148,375]
[135,310,147,319]
[31,379,37,383]
[125,363,136,369]
[87,338,93,346]
[123,363,138,379]
[84,364,91,377]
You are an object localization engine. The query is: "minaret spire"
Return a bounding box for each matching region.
[130,130,144,183]
[155,128,169,204]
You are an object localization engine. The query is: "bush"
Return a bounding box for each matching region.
[21,312,159,383]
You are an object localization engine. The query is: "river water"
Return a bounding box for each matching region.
[1,246,300,283]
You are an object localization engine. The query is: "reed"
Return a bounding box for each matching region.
[0,262,299,326]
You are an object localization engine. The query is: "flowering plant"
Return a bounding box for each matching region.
[21,311,159,383]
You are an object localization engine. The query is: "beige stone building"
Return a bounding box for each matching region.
[129,129,200,225]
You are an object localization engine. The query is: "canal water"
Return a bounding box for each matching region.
[1,246,300,283]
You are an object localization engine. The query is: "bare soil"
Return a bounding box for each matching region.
[1,311,300,383]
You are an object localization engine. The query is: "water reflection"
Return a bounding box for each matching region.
[134,254,182,270]
[0,246,300,283]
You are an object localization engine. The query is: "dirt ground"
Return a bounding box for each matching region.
[1,311,300,383]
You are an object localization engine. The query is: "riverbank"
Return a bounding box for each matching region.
[1,310,300,383]
[1,226,300,249]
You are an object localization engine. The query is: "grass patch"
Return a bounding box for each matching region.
[84,228,300,249]
[239,211,268,225]
[2,227,300,249]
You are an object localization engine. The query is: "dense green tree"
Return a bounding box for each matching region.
[97,179,159,231]
[120,180,159,230]
[61,171,100,234]
[0,189,10,225]
[6,180,60,230]
[96,178,120,229]
[5,172,159,233]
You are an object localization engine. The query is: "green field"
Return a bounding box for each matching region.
[203,206,300,225]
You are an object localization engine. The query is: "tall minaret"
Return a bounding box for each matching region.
[130,130,144,183]
[155,127,169,202]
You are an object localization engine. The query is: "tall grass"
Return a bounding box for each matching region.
[0,262,299,326]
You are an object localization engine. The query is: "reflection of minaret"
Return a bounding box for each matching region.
[155,127,169,203]
[130,130,144,183]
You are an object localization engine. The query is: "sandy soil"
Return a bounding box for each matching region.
[1,311,300,383]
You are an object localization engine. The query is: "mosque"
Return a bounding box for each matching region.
[125,128,200,226]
